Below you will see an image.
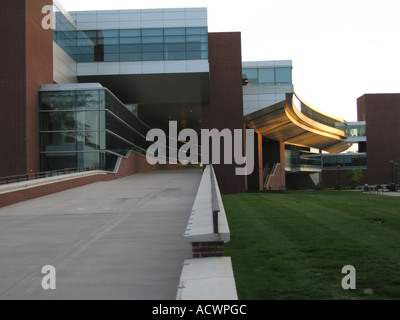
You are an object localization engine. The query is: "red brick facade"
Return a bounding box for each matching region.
[357,94,400,185]
[192,241,224,259]
[201,32,246,194]
[0,0,53,177]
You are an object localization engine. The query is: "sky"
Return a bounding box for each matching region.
[60,0,400,121]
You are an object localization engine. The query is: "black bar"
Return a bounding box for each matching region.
[213,210,219,234]
[210,165,220,234]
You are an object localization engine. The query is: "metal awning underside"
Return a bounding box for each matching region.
[245,94,352,153]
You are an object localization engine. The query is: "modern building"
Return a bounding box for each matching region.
[321,93,400,188]
[1,0,398,194]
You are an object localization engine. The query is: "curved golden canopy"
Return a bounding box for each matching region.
[244,93,352,153]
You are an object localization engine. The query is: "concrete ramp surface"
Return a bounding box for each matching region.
[0,169,202,300]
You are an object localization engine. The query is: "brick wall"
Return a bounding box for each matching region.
[192,241,224,258]
[0,0,53,177]
[357,94,400,185]
[201,32,246,195]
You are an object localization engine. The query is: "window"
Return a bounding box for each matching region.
[275,68,292,84]
[53,18,208,62]
[120,29,141,37]
[242,67,292,85]
[258,69,275,85]
[76,90,101,109]
[40,112,76,131]
[142,28,163,37]
[242,69,258,85]
[120,37,141,44]
[164,28,186,36]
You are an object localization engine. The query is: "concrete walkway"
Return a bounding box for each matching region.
[0,168,202,300]
[381,192,400,197]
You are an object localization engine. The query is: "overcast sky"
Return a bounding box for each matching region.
[60,0,400,121]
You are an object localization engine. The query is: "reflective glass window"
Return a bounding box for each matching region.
[76,91,101,109]
[142,29,163,36]
[120,44,141,53]
[54,23,208,62]
[186,43,201,51]
[41,132,77,147]
[75,55,95,62]
[120,29,141,37]
[104,45,120,54]
[40,91,76,110]
[164,36,186,43]
[40,112,76,131]
[76,131,100,151]
[142,44,164,52]
[187,51,202,59]
[186,35,202,42]
[142,36,163,44]
[275,68,292,83]
[76,111,100,131]
[166,52,186,60]
[103,37,119,45]
[41,153,78,171]
[242,69,258,85]
[164,28,186,36]
[120,37,141,44]
[142,52,164,60]
[101,30,119,38]
[120,53,141,61]
[258,69,275,85]
[165,43,186,52]
[186,28,206,35]
[104,53,120,61]
[84,31,97,38]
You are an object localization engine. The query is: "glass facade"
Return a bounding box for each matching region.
[242,67,292,85]
[285,147,322,172]
[321,153,367,170]
[53,5,208,63]
[285,148,367,172]
[292,94,342,129]
[336,122,366,137]
[53,5,95,61]
[39,89,152,171]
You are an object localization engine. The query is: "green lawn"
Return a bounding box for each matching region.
[222,190,400,300]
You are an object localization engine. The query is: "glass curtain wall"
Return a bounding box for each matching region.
[321,153,367,170]
[53,4,95,61]
[39,89,152,171]
[242,67,292,85]
[53,4,208,63]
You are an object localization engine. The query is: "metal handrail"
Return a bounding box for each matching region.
[0,166,102,185]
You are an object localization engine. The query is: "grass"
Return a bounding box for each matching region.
[222,190,400,300]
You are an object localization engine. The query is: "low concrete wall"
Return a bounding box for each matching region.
[0,151,188,208]
[177,165,238,300]
[184,165,230,257]
[176,257,238,300]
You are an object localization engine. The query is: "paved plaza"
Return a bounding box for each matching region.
[0,169,202,300]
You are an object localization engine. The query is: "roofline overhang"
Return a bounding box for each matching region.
[245,93,352,153]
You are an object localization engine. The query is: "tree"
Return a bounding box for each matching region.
[347,168,363,188]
